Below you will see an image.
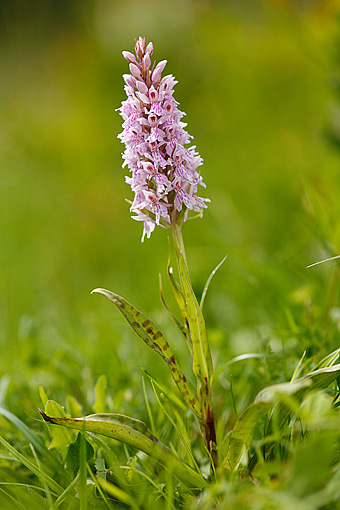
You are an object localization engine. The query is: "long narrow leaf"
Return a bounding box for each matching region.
[200,254,227,310]
[159,273,189,344]
[38,410,205,489]
[92,288,201,417]
[167,242,188,328]
[0,406,56,464]
[222,401,272,470]
[223,363,340,470]
[0,433,63,495]
[167,266,186,320]
[178,255,213,396]
[214,353,283,379]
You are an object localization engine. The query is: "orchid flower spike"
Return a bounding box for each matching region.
[117,37,209,241]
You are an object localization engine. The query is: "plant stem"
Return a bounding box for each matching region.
[171,220,218,469]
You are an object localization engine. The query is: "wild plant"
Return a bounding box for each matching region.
[38,37,340,497]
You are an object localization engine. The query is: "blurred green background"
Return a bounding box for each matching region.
[1,0,340,414]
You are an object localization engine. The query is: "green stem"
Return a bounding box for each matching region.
[171,219,189,271]
[170,219,218,469]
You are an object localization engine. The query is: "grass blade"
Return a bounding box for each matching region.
[0,407,56,465]
[223,363,340,470]
[306,254,340,268]
[200,254,227,310]
[0,433,63,495]
[214,353,283,379]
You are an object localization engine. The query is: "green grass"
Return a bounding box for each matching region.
[2,0,340,508]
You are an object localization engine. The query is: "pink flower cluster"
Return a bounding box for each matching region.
[117,37,209,241]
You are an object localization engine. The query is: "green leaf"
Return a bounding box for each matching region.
[222,363,340,470]
[95,457,106,481]
[38,410,205,489]
[255,363,340,426]
[159,272,189,343]
[93,375,107,414]
[92,288,201,417]
[222,401,271,470]
[214,353,283,379]
[0,433,63,496]
[142,369,187,412]
[177,254,213,397]
[167,259,188,329]
[66,395,83,418]
[0,406,58,468]
[44,400,79,457]
[38,384,48,408]
[95,478,140,510]
[254,379,312,404]
[200,254,227,311]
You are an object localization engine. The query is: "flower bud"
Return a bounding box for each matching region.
[151,60,167,84]
[135,36,146,61]
[136,80,148,94]
[129,63,142,80]
[145,41,154,56]
[122,51,136,63]
[143,52,151,70]
[123,74,136,87]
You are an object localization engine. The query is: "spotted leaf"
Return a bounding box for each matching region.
[92,288,201,418]
[39,410,205,489]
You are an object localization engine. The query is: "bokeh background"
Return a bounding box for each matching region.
[1,0,340,416]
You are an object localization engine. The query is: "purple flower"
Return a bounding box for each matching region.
[117,36,209,241]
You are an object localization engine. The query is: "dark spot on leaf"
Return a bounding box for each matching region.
[204,377,209,396]
[37,408,57,425]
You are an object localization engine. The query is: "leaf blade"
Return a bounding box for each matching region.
[200,254,227,310]
[178,255,213,395]
[223,363,340,470]
[39,410,205,489]
[92,288,201,417]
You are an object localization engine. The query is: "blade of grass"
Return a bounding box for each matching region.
[29,443,53,508]
[79,430,87,510]
[149,379,200,472]
[306,254,340,268]
[86,464,113,510]
[53,474,79,509]
[214,353,283,379]
[223,363,340,470]
[200,254,227,311]
[95,478,139,510]
[291,351,306,382]
[142,369,187,412]
[0,407,56,465]
[142,375,155,436]
[0,433,63,495]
